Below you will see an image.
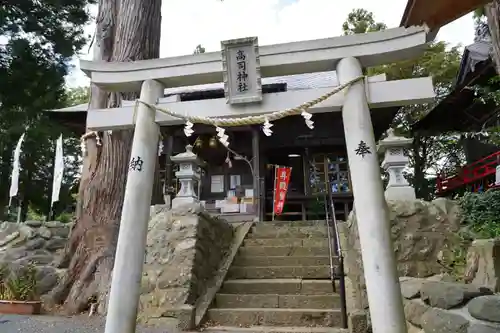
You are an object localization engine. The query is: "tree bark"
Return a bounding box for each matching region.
[47,0,161,314]
[485,1,500,74]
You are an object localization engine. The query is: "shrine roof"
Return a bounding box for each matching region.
[400,0,490,31]
[163,71,338,96]
[412,40,498,135]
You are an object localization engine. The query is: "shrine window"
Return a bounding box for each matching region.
[309,153,351,194]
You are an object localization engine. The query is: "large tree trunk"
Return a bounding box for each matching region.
[48,0,162,314]
[486,1,500,73]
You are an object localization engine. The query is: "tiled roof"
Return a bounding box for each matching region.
[163,71,338,95]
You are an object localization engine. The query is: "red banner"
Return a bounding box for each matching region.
[273,166,292,216]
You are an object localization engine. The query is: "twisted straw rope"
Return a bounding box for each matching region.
[137,75,365,127]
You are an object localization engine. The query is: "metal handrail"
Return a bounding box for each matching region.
[323,195,336,293]
[324,184,348,329]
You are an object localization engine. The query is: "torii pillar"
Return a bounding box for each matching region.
[337,57,407,333]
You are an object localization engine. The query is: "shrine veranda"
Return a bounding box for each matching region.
[49,26,435,333]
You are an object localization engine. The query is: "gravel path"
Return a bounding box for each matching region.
[0,314,173,333]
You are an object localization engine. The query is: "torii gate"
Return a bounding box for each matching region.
[78,27,435,333]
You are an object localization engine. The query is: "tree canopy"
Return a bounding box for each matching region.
[0,1,95,220]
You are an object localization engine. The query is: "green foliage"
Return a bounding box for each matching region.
[65,86,90,106]
[0,1,94,220]
[55,211,74,223]
[0,262,39,301]
[342,9,387,35]
[459,190,500,239]
[193,44,206,55]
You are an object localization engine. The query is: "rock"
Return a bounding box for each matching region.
[44,221,66,228]
[0,222,21,242]
[468,322,500,333]
[0,231,20,247]
[37,226,52,239]
[421,308,470,333]
[400,277,427,299]
[15,254,54,265]
[464,239,500,292]
[404,299,430,327]
[25,220,42,228]
[18,225,37,239]
[24,237,46,251]
[45,237,67,251]
[468,295,500,323]
[37,271,59,294]
[175,238,196,252]
[421,281,492,309]
[407,322,424,333]
[3,248,29,260]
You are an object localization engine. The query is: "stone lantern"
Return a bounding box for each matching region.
[170,145,204,208]
[377,129,416,201]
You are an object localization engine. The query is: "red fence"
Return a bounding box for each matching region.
[437,151,500,195]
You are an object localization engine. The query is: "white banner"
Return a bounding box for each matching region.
[51,135,64,205]
[9,133,25,199]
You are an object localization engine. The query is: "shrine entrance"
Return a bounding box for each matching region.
[53,27,435,333]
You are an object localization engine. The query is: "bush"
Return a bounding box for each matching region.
[459,189,500,239]
[0,263,39,301]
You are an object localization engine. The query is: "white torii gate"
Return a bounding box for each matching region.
[76,26,435,333]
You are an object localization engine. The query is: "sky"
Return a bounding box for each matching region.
[65,0,477,87]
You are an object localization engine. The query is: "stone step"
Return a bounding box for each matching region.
[220,279,337,295]
[207,308,343,327]
[202,326,347,333]
[239,246,330,257]
[234,256,333,267]
[215,294,341,309]
[258,220,327,227]
[244,238,329,247]
[228,266,330,279]
[249,226,328,239]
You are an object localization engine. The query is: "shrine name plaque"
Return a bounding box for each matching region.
[221,36,262,105]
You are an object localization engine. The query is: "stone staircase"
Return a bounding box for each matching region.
[205,220,347,332]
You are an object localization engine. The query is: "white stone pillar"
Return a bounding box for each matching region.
[171,145,203,208]
[336,57,407,333]
[104,79,163,333]
[378,129,416,201]
[495,165,500,186]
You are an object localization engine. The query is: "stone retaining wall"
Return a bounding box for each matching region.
[339,198,463,313]
[139,203,234,328]
[0,220,72,295]
[401,277,500,332]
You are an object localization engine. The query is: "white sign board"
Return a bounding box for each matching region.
[211,175,224,193]
[221,36,262,105]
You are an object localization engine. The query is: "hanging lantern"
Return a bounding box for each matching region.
[194,136,203,148]
[209,136,217,147]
